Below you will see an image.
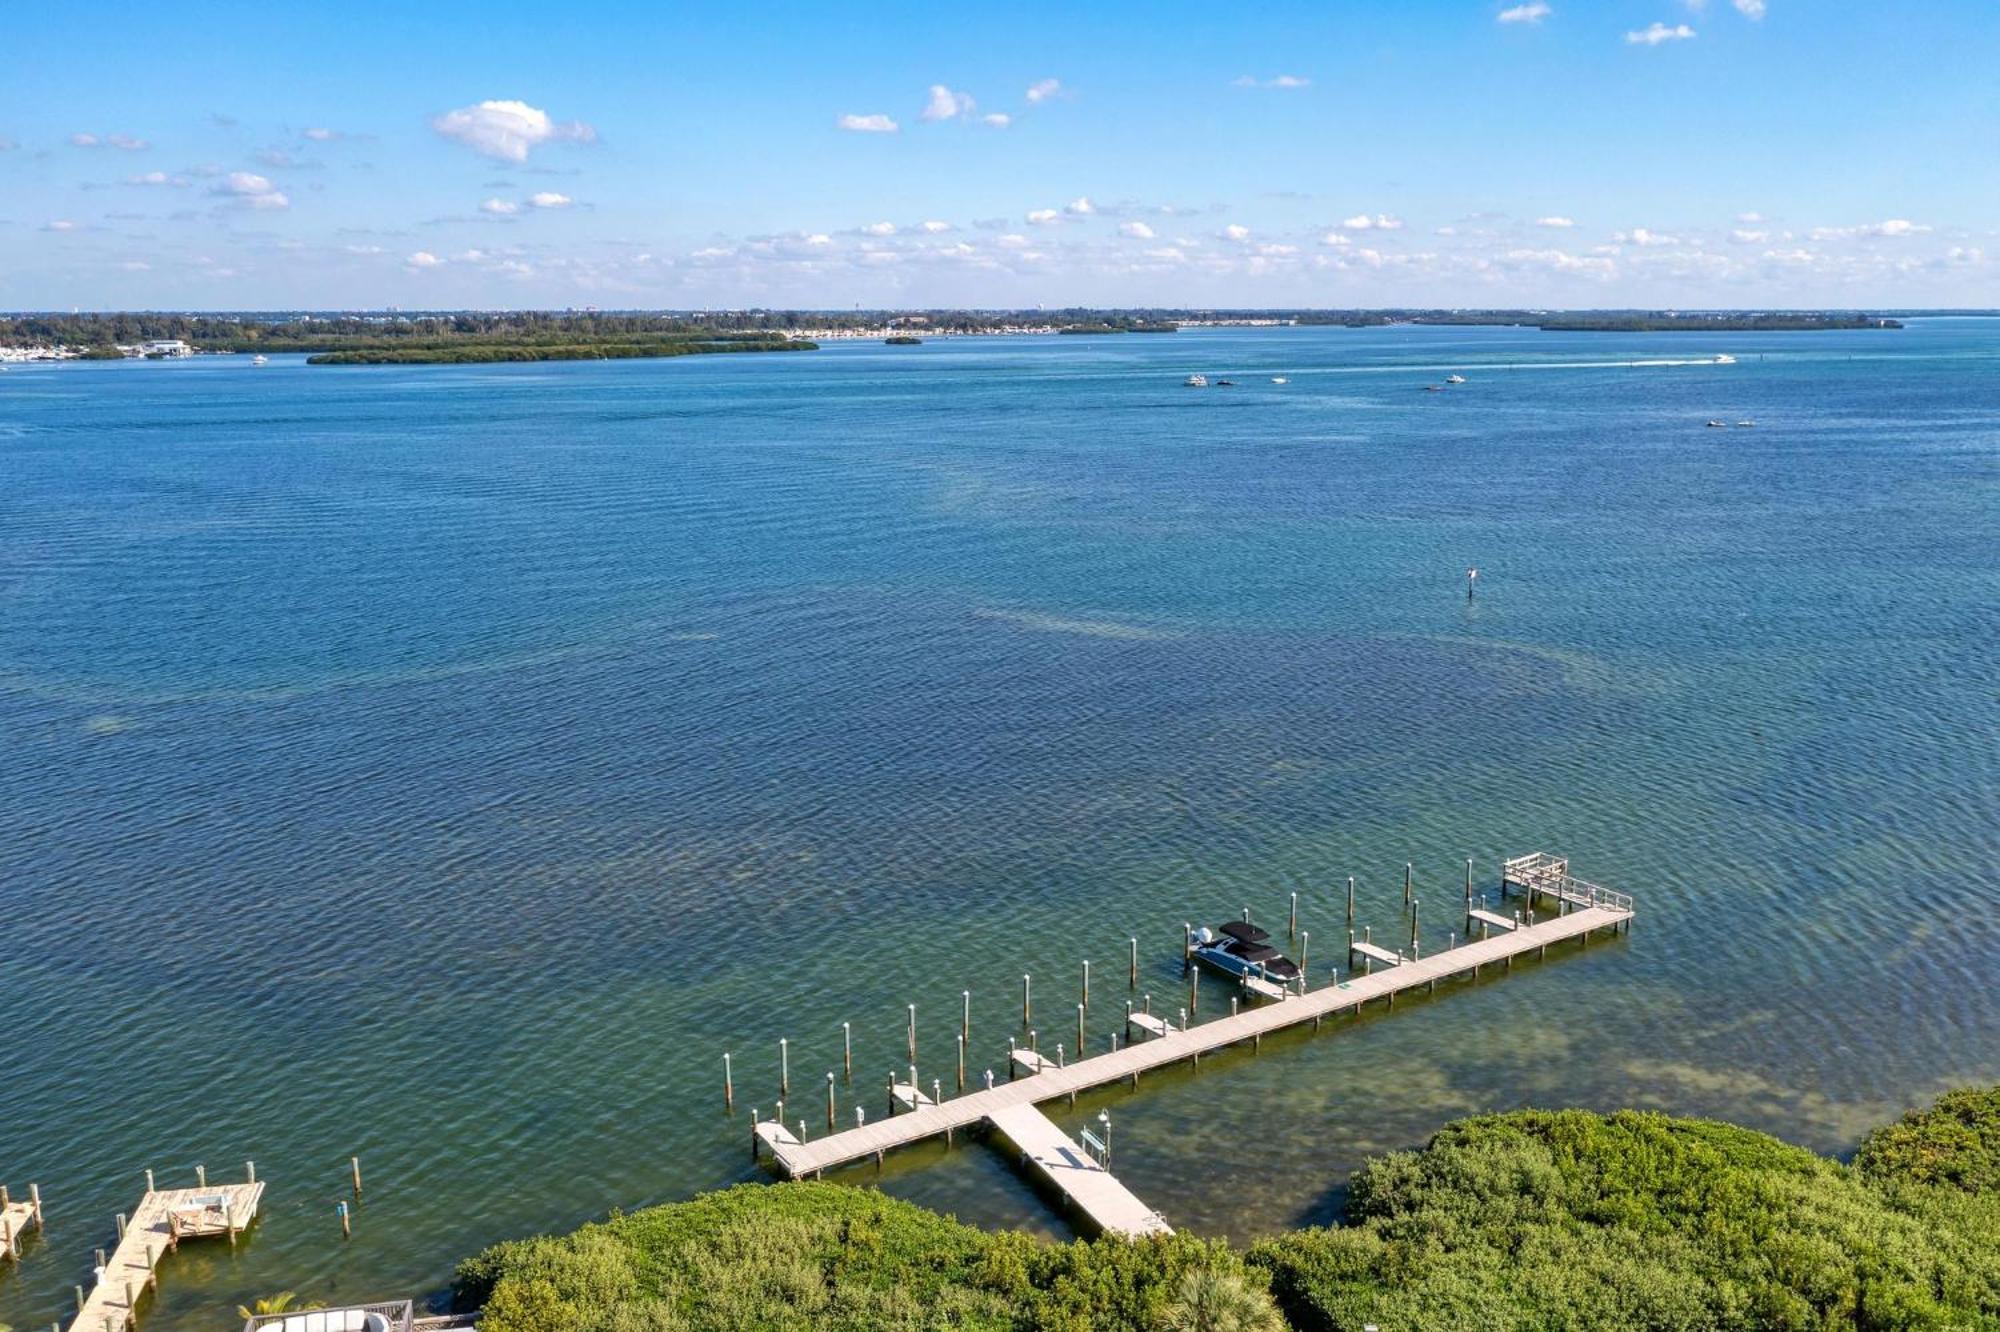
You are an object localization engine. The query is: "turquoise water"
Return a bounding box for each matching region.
[1,323,1995,1327]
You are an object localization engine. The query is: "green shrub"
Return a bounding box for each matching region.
[1854,1086,2000,1195]
[1249,1106,2000,1332]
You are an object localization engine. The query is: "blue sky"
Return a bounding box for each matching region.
[4,0,1995,310]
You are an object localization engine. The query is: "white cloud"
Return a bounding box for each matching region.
[431,100,597,161]
[1613,227,1679,246]
[1119,221,1156,239]
[1737,211,1765,223]
[861,221,897,236]
[527,191,573,209]
[1144,247,1186,262]
[481,198,521,215]
[1729,228,1769,244]
[1498,2,1552,22]
[1627,22,1696,44]
[71,132,151,150]
[1810,218,1930,239]
[1233,74,1312,89]
[996,233,1031,249]
[804,233,833,247]
[212,170,289,209]
[1026,208,1060,225]
[1342,213,1404,231]
[1025,78,1063,104]
[1732,0,1766,17]
[838,113,899,134]
[42,219,78,232]
[1535,215,1576,228]
[1222,223,1251,241]
[1257,243,1299,256]
[920,84,977,122]
[1502,247,1617,276]
[1320,230,1353,246]
[1064,196,1095,216]
[302,127,344,142]
[919,219,952,233]
[982,113,1011,129]
[1944,246,1985,265]
[407,251,442,268]
[127,170,188,187]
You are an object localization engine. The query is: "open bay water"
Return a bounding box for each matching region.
[1,321,1995,1326]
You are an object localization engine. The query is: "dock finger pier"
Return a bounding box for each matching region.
[738,853,1633,1239]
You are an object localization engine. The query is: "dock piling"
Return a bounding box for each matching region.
[1081,960,1090,1009]
[1404,863,1412,906]
[826,1073,836,1129]
[338,1201,351,1240]
[843,1022,852,1078]
[780,1037,790,1095]
[1289,891,1298,939]
[1129,938,1138,986]
[195,1165,206,1189]
[1347,876,1356,929]
[1300,930,1309,977]
[724,1053,734,1109]
[1023,974,1032,1024]
[957,1033,966,1091]
[961,991,970,1044]
[907,1005,917,1062]
[350,1155,363,1195]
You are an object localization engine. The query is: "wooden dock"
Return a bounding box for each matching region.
[985,1103,1171,1238]
[752,894,1632,1191]
[1,1184,43,1260]
[70,1172,263,1332]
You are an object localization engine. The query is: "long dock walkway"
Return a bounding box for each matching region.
[755,901,1630,1182]
[985,1104,1171,1238]
[70,1174,262,1332]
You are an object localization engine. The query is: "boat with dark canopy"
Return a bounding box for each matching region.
[1189,920,1301,997]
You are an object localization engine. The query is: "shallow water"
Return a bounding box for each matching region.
[2,322,1996,1326]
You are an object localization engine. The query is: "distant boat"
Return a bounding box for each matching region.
[1445,373,1466,384]
[1215,378,1236,387]
[1713,354,1738,365]
[1705,420,1727,428]
[1184,374,1208,388]
[1735,420,1756,427]
[1270,376,1288,385]
[252,354,269,366]
[1424,384,1445,392]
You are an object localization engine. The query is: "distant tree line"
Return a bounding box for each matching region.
[0,307,1903,351]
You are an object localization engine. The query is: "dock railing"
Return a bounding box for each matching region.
[1503,852,1632,914]
[244,1300,415,1332]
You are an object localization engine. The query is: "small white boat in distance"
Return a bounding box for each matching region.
[1735,419,1755,427]
[1184,374,1208,387]
[1445,373,1466,384]
[1713,354,1737,365]
[252,354,269,366]
[1270,376,1288,384]
[1705,420,1727,428]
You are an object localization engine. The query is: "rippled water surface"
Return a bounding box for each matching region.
[2,323,1996,1326]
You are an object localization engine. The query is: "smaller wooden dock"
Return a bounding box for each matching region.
[1,1183,44,1260]
[986,1104,1171,1238]
[1466,908,1517,934]
[71,1170,263,1332]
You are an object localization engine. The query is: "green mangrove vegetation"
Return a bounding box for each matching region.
[304,339,810,365]
[453,1087,1999,1332]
